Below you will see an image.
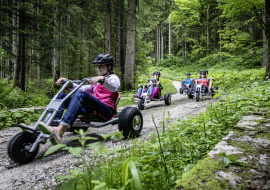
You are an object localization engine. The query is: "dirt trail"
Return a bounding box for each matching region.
[0,81,215,190]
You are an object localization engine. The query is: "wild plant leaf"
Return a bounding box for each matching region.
[222,157,232,169]
[56,175,71,180]
[228,154,237,163]
[87,141,102,148]
[67,147,82,156]
[44,144,66,156]
[128,160,142,190]
[122,160,129,188]
[60,177,80,190]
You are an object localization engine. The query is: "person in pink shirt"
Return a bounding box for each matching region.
[37,54,120,145]
[193,70,212,93]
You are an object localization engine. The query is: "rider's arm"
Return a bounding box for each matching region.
[102,74,120,92]
[69,83,94,94]
[158,82,164,90]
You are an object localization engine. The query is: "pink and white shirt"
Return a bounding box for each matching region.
[70,74,120,109]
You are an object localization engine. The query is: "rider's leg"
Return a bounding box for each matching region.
[181,83,186,90]
[137,88,143,96]
[202,85,207,93]
[151,87,160,99]
[39,91,113,143]
[55,93,72,120]
[209,81,213,91]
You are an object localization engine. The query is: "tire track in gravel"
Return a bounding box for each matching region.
[0,81,216,190]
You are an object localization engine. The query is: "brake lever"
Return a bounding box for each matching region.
[60,79,67,85]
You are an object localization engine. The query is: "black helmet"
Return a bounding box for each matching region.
[148,78,157,83]
[187,73,190,75]
[200,70,206,75]
[153,71,161,76]
[92,54,114,65]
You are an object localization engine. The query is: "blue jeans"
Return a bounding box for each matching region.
[193,85,208,93]
[137,87,153,96]
[56,92,113,128]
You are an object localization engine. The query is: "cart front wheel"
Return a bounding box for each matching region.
[138,99,145,110]
[118,107,143,138]
[8,132,39,164]
[164,94,171,105]
[195,92,200,102]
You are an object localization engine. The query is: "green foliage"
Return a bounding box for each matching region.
[0,78,50,109]
[0,108,43,130]
[218,151,249,168]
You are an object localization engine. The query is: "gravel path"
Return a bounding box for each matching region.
[0,81,215,190]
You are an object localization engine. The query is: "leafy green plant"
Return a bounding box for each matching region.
[218,151,249,169]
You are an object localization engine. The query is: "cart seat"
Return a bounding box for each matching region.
[78,92,121,122]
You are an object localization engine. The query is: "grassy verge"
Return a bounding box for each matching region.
[49,67,270,189]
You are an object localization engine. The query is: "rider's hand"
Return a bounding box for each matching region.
[156,81,160,85]
[90,76,105,85]
[55,78,68,86]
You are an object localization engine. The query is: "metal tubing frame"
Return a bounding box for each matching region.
[29,78,91,152]
[72,117,119,128]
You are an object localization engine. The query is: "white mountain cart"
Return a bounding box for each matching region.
[134,83,171,110]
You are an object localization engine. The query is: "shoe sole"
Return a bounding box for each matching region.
[38,123,58,145]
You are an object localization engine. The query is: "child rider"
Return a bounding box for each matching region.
[151,71,163,99]
[181,73,194,91]
[37,54,120,145]
[133,78,156,99]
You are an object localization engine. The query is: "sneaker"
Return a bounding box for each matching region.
[133,94,139,98]
[38,122,62,145]
[146,94,151,100]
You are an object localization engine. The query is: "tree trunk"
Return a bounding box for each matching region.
[265,1,270,78]
[207,3,209,67]
[219,9,222,62]
[12,0,17,79]
[88,31,91,77]
[124,0,136,90]
[185,22,187,66]
[156,25,159,64]
[262,6,267,67]
[161,23,163,61]
[80,20,83,79]
[118,0,125,89]
[13,3,20,88]
[106,0,111,54]
[169,0,171,66]
[20,1,26,91]
[249,20,255,55]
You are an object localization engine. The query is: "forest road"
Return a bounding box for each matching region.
[0,81,216,190]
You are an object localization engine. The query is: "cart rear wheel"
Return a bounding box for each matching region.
[187,90,193,99]
[164,94,171,105]
[179,88,183,94]
[118,107,143,138]
[8,132,39,164]
[138,99,145,110]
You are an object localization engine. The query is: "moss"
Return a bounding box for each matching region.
[255,133,270,141]
[229,140,257,157]
[175,156,230,190]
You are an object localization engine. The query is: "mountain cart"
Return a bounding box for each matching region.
[8,77,143,164]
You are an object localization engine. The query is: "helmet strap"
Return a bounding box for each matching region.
[102,65,111,76]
